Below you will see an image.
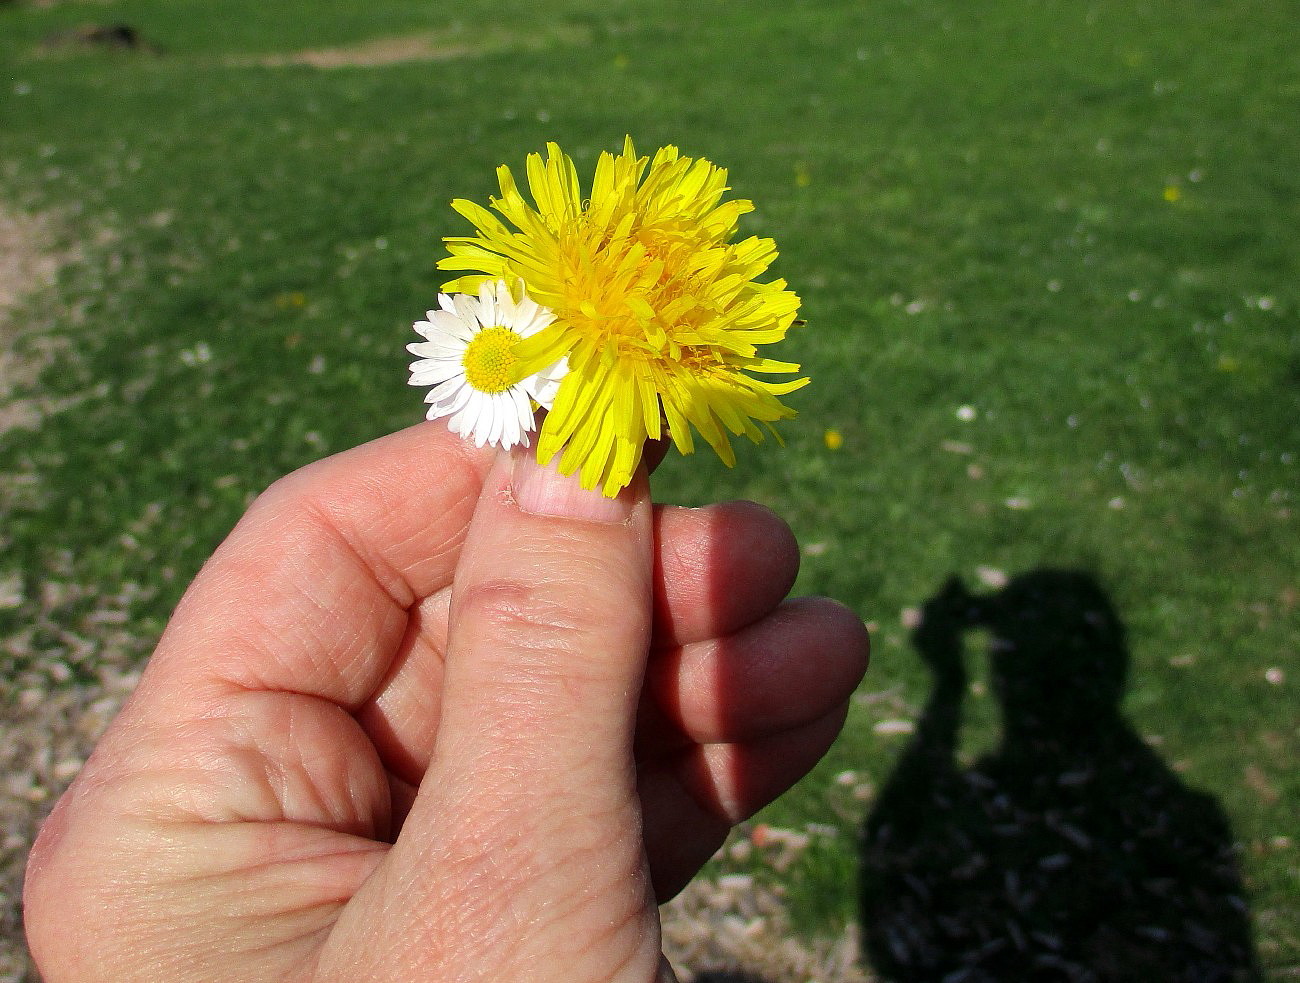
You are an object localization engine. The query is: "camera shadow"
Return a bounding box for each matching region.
[859,569,1259,982]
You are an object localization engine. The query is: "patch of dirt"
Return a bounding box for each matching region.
[663,876,874,983]
[0,208,98,439]
[0,209,61,316]
[0,240,56,436]
[255,34,477,69]
[0,208,59,435]
[242,24,591,69]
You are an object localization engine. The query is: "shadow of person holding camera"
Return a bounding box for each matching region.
[860,570,1259,982]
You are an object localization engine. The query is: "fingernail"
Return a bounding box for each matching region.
[511,446,631,522]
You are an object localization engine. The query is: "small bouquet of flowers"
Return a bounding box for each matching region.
[408,137,806,497]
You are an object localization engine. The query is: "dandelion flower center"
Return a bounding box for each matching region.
[461,326,521,394]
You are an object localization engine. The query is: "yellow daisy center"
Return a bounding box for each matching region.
[462,326,521,394]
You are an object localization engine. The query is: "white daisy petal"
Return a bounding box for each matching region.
[408,344,459,365]
[509,385,530,422]
[517,296,541,329]
[407,352,450,371]
[426,375,465,402]
[446,381,478,414]
[477,280,499,328]
[470,402,491,446]
[485,402,506,447]
[411,349,453,364]
[525,355,569,408]
[419,345,467,365]
[431,312,473,342]
[452,292,480,327]
[492,396,514,447]
[490,406,508,448]
[410,363,463,388]
[446,407,472,439]
[496,280,517,323]
[477,402,495,447]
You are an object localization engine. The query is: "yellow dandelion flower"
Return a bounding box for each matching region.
[439,137,807,496]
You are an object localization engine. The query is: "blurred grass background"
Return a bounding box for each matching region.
[1,0,1297,975]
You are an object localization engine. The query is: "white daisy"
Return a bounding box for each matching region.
[407,280,566,449]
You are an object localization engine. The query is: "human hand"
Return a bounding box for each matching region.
[24,423,869,982]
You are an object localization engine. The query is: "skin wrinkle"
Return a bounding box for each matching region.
[89,763,246,828]
[262,430,488,605]
[276,550,399,700]
[356,590,451,777]
[293,491,419,612]
[82,828,384,980]
[135,692,386,835]
[271,700,388,836]
[502,527,646,593]
[437,690,614,790]
[160,824,386,882]
[454,573,648,688]
[269,606,402,709]
[133,872,335,983]
[652,595,869,744]
[436,725,636,843]
[223,500,412,707]
[651,521,703,645]
[547,873,658,981]
[389,822,529,969]
[94,708,294,819]
[31,821,222,981]
[274,704,335,830]
[429,785,651,977]
[178,580,401,714]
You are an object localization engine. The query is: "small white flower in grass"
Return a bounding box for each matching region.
[408,280,566,449]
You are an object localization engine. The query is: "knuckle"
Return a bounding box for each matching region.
[458,577,587,643]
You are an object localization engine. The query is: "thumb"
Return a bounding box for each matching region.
[437,443,654,779]
[336,446,663,981]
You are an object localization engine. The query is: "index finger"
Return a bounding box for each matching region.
[146,421,495,711]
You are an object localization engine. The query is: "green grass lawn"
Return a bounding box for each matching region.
[2,0,1297,975]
